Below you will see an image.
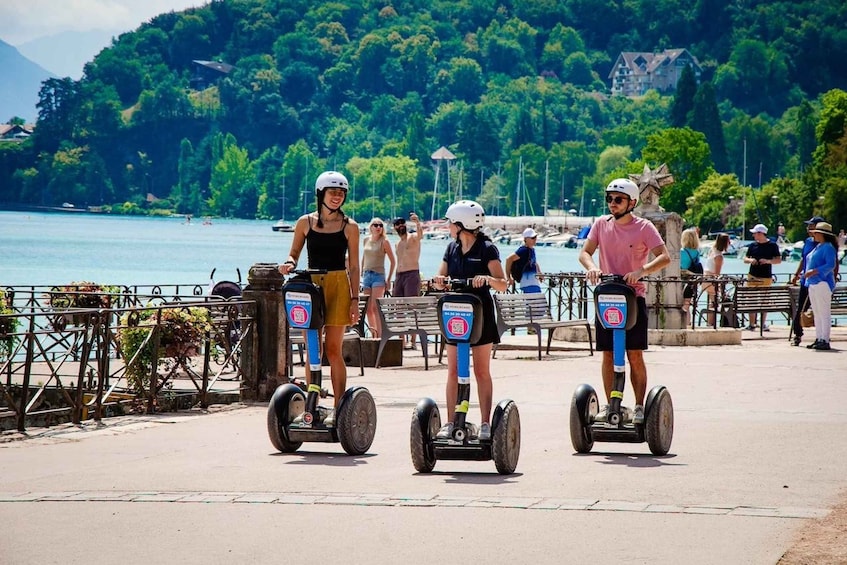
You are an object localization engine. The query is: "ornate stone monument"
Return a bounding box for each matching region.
[630,164,686,330]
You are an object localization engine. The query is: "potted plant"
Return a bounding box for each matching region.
[48,281,121,327]
[0,289,20,362]
[118,306,212,394]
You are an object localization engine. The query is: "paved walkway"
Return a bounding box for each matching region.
[1,326,845,564]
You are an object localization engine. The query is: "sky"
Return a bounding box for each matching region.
[0,0,206,45]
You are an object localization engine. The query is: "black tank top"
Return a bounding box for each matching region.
[306,217,349,270]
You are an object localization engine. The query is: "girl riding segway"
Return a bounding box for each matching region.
[410,200,520,474]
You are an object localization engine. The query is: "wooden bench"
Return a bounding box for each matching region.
[375,296,443,370]
[726,285,795,336]
[493,292,593,359]
[832,286,847,317]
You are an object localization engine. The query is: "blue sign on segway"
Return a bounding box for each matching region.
[285,291,313,328]
[597,293,628,330]
[440,302,474,341]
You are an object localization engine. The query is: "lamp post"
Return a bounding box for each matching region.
[591,198,596,219]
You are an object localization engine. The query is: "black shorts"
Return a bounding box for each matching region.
[595,296,648,351]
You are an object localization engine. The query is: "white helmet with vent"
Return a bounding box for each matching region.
[445,200,485,230]
[315,171,349,194]
[605,178,639,202]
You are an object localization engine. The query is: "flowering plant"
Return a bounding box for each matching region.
[0,289,19,361]
[118,306,212,393]
[48,281,121,309]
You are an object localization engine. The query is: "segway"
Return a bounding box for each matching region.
[267,269,377,455]
[569,275,673,455]
[410,278,521,474]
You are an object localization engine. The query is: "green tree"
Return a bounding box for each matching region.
[684,172,742,233]
[208,141,257,217]
[669,64,697,128]
[642,127,715,214]
[690,82,729,173]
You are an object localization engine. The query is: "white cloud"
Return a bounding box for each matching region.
[0,0,205,45]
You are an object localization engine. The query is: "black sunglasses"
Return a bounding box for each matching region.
[371,223,383,228]
[605,195,629,204]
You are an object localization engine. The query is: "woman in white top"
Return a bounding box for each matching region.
[702,233,729,326]
[360,218,396,338]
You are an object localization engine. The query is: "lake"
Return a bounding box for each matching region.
[0,210,795,287]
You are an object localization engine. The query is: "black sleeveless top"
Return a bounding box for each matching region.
[306,217,349,271]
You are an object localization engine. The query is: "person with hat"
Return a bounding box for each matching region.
[579,178,671,425]
[504,227,543,293]
[803,222,839,351]
[742,223,782,331]
[789,215,825,345]
[392,212,424,349]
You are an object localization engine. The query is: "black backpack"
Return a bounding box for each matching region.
[510,251,530,281]
[685,248,703,274]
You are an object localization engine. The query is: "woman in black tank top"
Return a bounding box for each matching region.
[279,171,360,417]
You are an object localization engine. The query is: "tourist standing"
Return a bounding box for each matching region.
[804,222,839,351]
[790,216,824,346]
[702,233,730,327]
[742,224,782,331]
[361,218,396,339]
[393,212,424,348]
[504,227,543,293]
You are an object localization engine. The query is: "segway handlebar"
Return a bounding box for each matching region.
[430,276,487,291]
[288,268,329,278]
[598,274,626,284]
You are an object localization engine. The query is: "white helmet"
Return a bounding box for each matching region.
[445,200,485,230]
[605,178,639,202]
[315,171,349,194]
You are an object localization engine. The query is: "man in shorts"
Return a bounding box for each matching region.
[743,223,781,331]
[393,212,423,348]
[579,178,670,425]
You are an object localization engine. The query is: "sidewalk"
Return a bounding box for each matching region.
[1,327,846,564]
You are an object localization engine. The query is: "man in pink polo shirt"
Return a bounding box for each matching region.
[579,178,671,424]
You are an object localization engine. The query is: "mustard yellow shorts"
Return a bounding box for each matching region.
[311,270,352,326]
[746,276,773,287]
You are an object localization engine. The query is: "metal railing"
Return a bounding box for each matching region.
[0,286,254,432]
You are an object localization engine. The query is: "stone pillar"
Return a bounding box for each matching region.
[636,208,686,329]
[240,262,287,401]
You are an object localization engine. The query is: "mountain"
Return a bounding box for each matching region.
[0,39,55,122]
[16,29,118,80]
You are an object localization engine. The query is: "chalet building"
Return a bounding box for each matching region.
[190,59,234,90]
[0,123,34,143]
[608,49,701,97]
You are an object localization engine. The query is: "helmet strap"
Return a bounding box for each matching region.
[611,202,636,221]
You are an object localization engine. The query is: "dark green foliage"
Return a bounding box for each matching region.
[1,0,845,230]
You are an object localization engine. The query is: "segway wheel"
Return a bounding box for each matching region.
[569,384,598,453]
[410,398,441,473]
[645,387,674,456]
[337,386,377,455]
[267,384,305,452]
[492,401,520,475]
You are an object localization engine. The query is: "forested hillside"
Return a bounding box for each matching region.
[1,0,845,236]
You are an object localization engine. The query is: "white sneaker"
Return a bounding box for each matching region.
[322,408,336,426]
[436,423,454,439]
[633,405,645,425]
[479,422,491,441]
[594,405,609,423]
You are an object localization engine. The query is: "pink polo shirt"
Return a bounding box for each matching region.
[587,214,665,297]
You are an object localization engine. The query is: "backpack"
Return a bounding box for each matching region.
[685,248,703,274]
[510,250,530,282]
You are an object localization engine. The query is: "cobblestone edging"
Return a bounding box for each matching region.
[0,491,827,519]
